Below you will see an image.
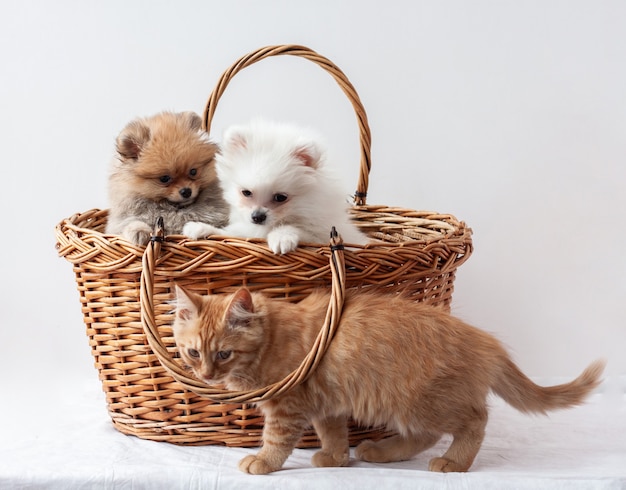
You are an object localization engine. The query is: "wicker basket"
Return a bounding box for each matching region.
[55,44,473,447]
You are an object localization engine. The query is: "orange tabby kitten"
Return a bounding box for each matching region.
[173,286,604,475]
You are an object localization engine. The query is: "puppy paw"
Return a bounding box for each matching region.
[312,449,349,468]
[183,221,222,239]
[428,457,466,473]
[238,454,279,475]
[123,223,152,246]
[267,226,300,254]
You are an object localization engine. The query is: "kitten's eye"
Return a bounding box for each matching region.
[159,175,172,184]
[187,348,200,359]
[189,168,197,178]
[241,190,252,198]
[216,350,231,361]
[273,193,288,203]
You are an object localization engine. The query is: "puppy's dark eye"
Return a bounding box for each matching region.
[273,193,288,203]
[216,350,231,361]
[159,175,172,184]
[241,190,252,197]
[187,348,200,359]
[189,168,197,178]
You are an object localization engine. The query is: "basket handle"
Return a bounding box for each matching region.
[140,220,347,404]
[202,44,371,206]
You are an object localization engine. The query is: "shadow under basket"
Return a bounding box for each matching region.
[54,44,473,448]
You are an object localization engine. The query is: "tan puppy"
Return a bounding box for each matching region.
[106,111,228,245]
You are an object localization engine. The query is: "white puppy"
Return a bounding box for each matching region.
[184,119,368,254]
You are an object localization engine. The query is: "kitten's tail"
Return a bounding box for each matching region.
[492,358,605,414]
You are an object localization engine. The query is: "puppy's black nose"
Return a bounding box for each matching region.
[251,210,267,224]
[179,187,192,199]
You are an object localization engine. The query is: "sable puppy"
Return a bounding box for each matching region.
[106,111,228,245]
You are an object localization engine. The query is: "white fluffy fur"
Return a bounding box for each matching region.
[183,119,368,254]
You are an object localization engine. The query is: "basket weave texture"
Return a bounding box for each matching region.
[55,45,473,447]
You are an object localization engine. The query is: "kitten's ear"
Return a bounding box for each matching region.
[180,111,202,131]
[226,288,255,328]
[222,126,248,152]
[292,141,322,169]
[175,285,201,322]
[116,119,151,161]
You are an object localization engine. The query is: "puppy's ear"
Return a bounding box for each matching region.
[292,141,322,168]
[180,111,203,131]
[222,126,248,151]
[116,120,151,161]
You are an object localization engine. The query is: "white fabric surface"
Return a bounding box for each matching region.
[1,376,624,489]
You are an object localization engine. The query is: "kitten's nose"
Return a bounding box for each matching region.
[180,187,192,199]
[251,210,267,224]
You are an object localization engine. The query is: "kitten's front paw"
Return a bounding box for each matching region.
[312,449,349,468]
[238,454,279,475]
[183,221,222,239]
[355,439,387,462]
[428,456,466,473]
[267,227,300,254]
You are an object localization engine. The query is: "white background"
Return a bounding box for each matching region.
[0,0,624,398]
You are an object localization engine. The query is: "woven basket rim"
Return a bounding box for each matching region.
[56,207,473,275]
[58,207,471,243]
